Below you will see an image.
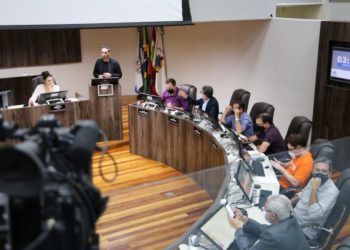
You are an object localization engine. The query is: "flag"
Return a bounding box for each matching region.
[154,27,167,96]
[134,26,166,95]
[141,27,151,93]
[134,27,143,93]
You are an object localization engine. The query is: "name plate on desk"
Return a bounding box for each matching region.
[137,108,150,117]
[49,103,66,112]
[193,127,202,137]
[168,116,179,125]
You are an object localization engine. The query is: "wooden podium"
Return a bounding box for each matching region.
[89,84,123,140]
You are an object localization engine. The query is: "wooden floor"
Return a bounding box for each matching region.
[93,98,350,250]
[93,100,213,250]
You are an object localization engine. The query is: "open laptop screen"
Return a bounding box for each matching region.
[235,160,254,203]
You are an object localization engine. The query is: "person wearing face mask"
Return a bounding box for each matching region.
[291,157,339,241]
[160,78,189,111]
[270,133,313,196]
[220,100,254,137]
[227,194,309,250]
[247,113,286,155]
[179,85,219,121]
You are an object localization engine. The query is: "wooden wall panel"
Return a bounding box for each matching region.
[0,29,81,68]
[312,21,350,141]
[0,75,35,105]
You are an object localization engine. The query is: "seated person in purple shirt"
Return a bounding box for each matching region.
[220,100,254,137]
[247,113,286,155]
[160,78,189,111]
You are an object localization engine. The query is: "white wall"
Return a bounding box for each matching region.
[189,0,275,21]
[324,1,350,21]
[0,18,320,137]
[164,19,320,137]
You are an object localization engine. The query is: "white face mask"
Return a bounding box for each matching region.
[288,151,295,158]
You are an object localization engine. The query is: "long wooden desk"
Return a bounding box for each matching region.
[0,84,123,140]
[0,100,91,128]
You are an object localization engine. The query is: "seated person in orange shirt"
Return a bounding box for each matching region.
[271,133,313,198]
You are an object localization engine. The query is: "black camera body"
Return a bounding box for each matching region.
[0,115,108,250]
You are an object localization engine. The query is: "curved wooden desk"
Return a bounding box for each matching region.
[128,104,229,198]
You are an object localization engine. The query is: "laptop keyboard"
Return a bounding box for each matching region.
[252,160,265,176]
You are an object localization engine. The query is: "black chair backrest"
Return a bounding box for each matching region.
[179,84,197,111]
[318,176,350,249]
[310,139,336,163]
[285,116,312,144]
[32,75,43,87]
[249,102,275,131]
[336,168,350,190]
[230,89,251,112]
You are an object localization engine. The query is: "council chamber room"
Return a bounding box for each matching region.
[1,0,350,249]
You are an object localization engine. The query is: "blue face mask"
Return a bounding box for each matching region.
[312,172,329,185]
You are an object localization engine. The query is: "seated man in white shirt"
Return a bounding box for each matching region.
[291,157,339,241]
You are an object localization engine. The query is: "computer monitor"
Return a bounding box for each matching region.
[0,90,13,108]
[137,93,165,110]
[235,160,254,203]
[330,46,350,85]
[37,90,68,105]
[90,77,119,86]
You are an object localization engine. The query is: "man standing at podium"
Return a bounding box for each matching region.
[93,45,123,79]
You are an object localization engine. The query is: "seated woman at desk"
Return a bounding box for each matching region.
[29,71,60,106]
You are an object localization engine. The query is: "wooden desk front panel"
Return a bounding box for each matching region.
[129,105,227,174]
[89,85,123,140]
[0,101,91,129]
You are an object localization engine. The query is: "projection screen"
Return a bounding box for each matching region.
[0,0,192,29]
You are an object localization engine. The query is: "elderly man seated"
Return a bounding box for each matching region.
[227,194,309,250]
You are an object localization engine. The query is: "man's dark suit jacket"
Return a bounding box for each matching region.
[187,96,219,121]
[234,217,309,250]
[93,58,123,78]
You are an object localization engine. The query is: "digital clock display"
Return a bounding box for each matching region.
[330,46,350,83]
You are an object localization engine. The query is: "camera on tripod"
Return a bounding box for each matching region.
[0,115,109,250]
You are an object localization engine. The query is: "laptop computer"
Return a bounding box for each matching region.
[235,160,272,208]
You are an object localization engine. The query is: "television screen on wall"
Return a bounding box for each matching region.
[330,46,350,84]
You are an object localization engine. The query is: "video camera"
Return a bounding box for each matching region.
[0,115,108,250]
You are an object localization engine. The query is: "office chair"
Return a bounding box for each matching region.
[310,139,336,163]
[302,169,350,249]
[285,116,312,145]
[179,84,197,111]
[249,102,275,131]
[31,75,44,93]
[229,89,251,112]
[31,75,58,94]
